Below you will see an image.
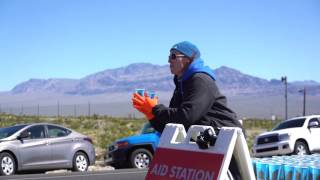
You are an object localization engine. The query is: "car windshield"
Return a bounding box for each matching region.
[0,124,27,139]
[140,123,156,134]
[273,118,306,131]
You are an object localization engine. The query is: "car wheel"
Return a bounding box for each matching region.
[0,152,16,176]
[72,152,89,172]
[129,148,152,169]
[293,141,310,155]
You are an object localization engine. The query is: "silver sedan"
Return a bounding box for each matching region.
[0,123,95,176]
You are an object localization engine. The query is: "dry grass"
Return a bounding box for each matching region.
[0,113,278,160]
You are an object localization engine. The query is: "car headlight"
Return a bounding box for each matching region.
[279,133,291,141]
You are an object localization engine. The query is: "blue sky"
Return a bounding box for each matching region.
[0,0,319,91]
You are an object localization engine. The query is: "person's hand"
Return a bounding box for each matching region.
[132,93,158,120]
[132,93,147,115]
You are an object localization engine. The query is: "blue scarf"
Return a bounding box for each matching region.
[181,58,215,81]
[178,58,216,95]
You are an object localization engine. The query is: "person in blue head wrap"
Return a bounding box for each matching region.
[133,41,243,133]
[132,41,244,179]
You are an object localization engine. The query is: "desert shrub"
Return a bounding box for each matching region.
[1,114,280,159]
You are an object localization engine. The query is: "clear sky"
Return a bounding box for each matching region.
[0,0,319,91]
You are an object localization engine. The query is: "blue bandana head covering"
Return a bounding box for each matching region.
[170,41,216,95]
[170,41,201,59]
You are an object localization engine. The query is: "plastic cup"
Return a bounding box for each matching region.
[301,166,310,180]
[135,89,145,96]
[268,162,283,180]
[310,165,320,180]
[256,161,269,180]
[284,164,294,180]
[293,165,309,180]
[252,158,257,176]
[147,90,156,99]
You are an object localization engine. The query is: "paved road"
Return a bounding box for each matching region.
[1,169,148,180]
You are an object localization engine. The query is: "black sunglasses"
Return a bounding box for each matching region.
[169,54,186,60]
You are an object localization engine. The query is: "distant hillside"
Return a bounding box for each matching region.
[9,63,320,96]
[12,78,78,94]
[67,63,173,95]
[1,63,320,118]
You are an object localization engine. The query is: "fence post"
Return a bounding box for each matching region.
[20,105,24,116]
[37,104,40,119]
[57,101,60,117]
[88,102,91,117]
[74,104,77,117]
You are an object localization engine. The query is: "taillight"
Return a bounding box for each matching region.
[84,137,93,144]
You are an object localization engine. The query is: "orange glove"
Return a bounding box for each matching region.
[132,93,158,120]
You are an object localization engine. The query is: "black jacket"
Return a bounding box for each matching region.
[150,73,244,133]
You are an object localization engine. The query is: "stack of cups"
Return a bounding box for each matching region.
[310,164,320,180]
[268,161,283,180]
[293,164,309,180]
[283,163,294,180]
[252,154,320,180]
[255,160,269,180]
[252,158,258,176]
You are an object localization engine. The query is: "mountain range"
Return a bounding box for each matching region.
[1,63,320,118]
[8,63,320,96]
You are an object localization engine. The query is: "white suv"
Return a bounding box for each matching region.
[253,115,320,157]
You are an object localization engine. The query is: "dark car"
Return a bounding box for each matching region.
[105,123,160,169]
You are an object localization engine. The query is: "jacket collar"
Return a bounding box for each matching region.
[179,58,216,82]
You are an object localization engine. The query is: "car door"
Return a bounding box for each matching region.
[308,118,320,151]
[18,125,51,170]
[46,125,74,166]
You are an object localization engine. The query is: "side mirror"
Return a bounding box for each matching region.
[308,121,319,128]
[18,131,30,139]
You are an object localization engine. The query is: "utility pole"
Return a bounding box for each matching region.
[299,87,306,116]
[281,76,288,120]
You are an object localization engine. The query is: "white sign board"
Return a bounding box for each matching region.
[146,123,255,180]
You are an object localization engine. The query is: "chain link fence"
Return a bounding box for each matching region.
[0,102,142,118]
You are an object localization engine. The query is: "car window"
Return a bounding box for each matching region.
[0,125,27,139]
[309,118,320,127]
[24,125,46,139]
[273,118,306,131]
[48,125,71,138]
